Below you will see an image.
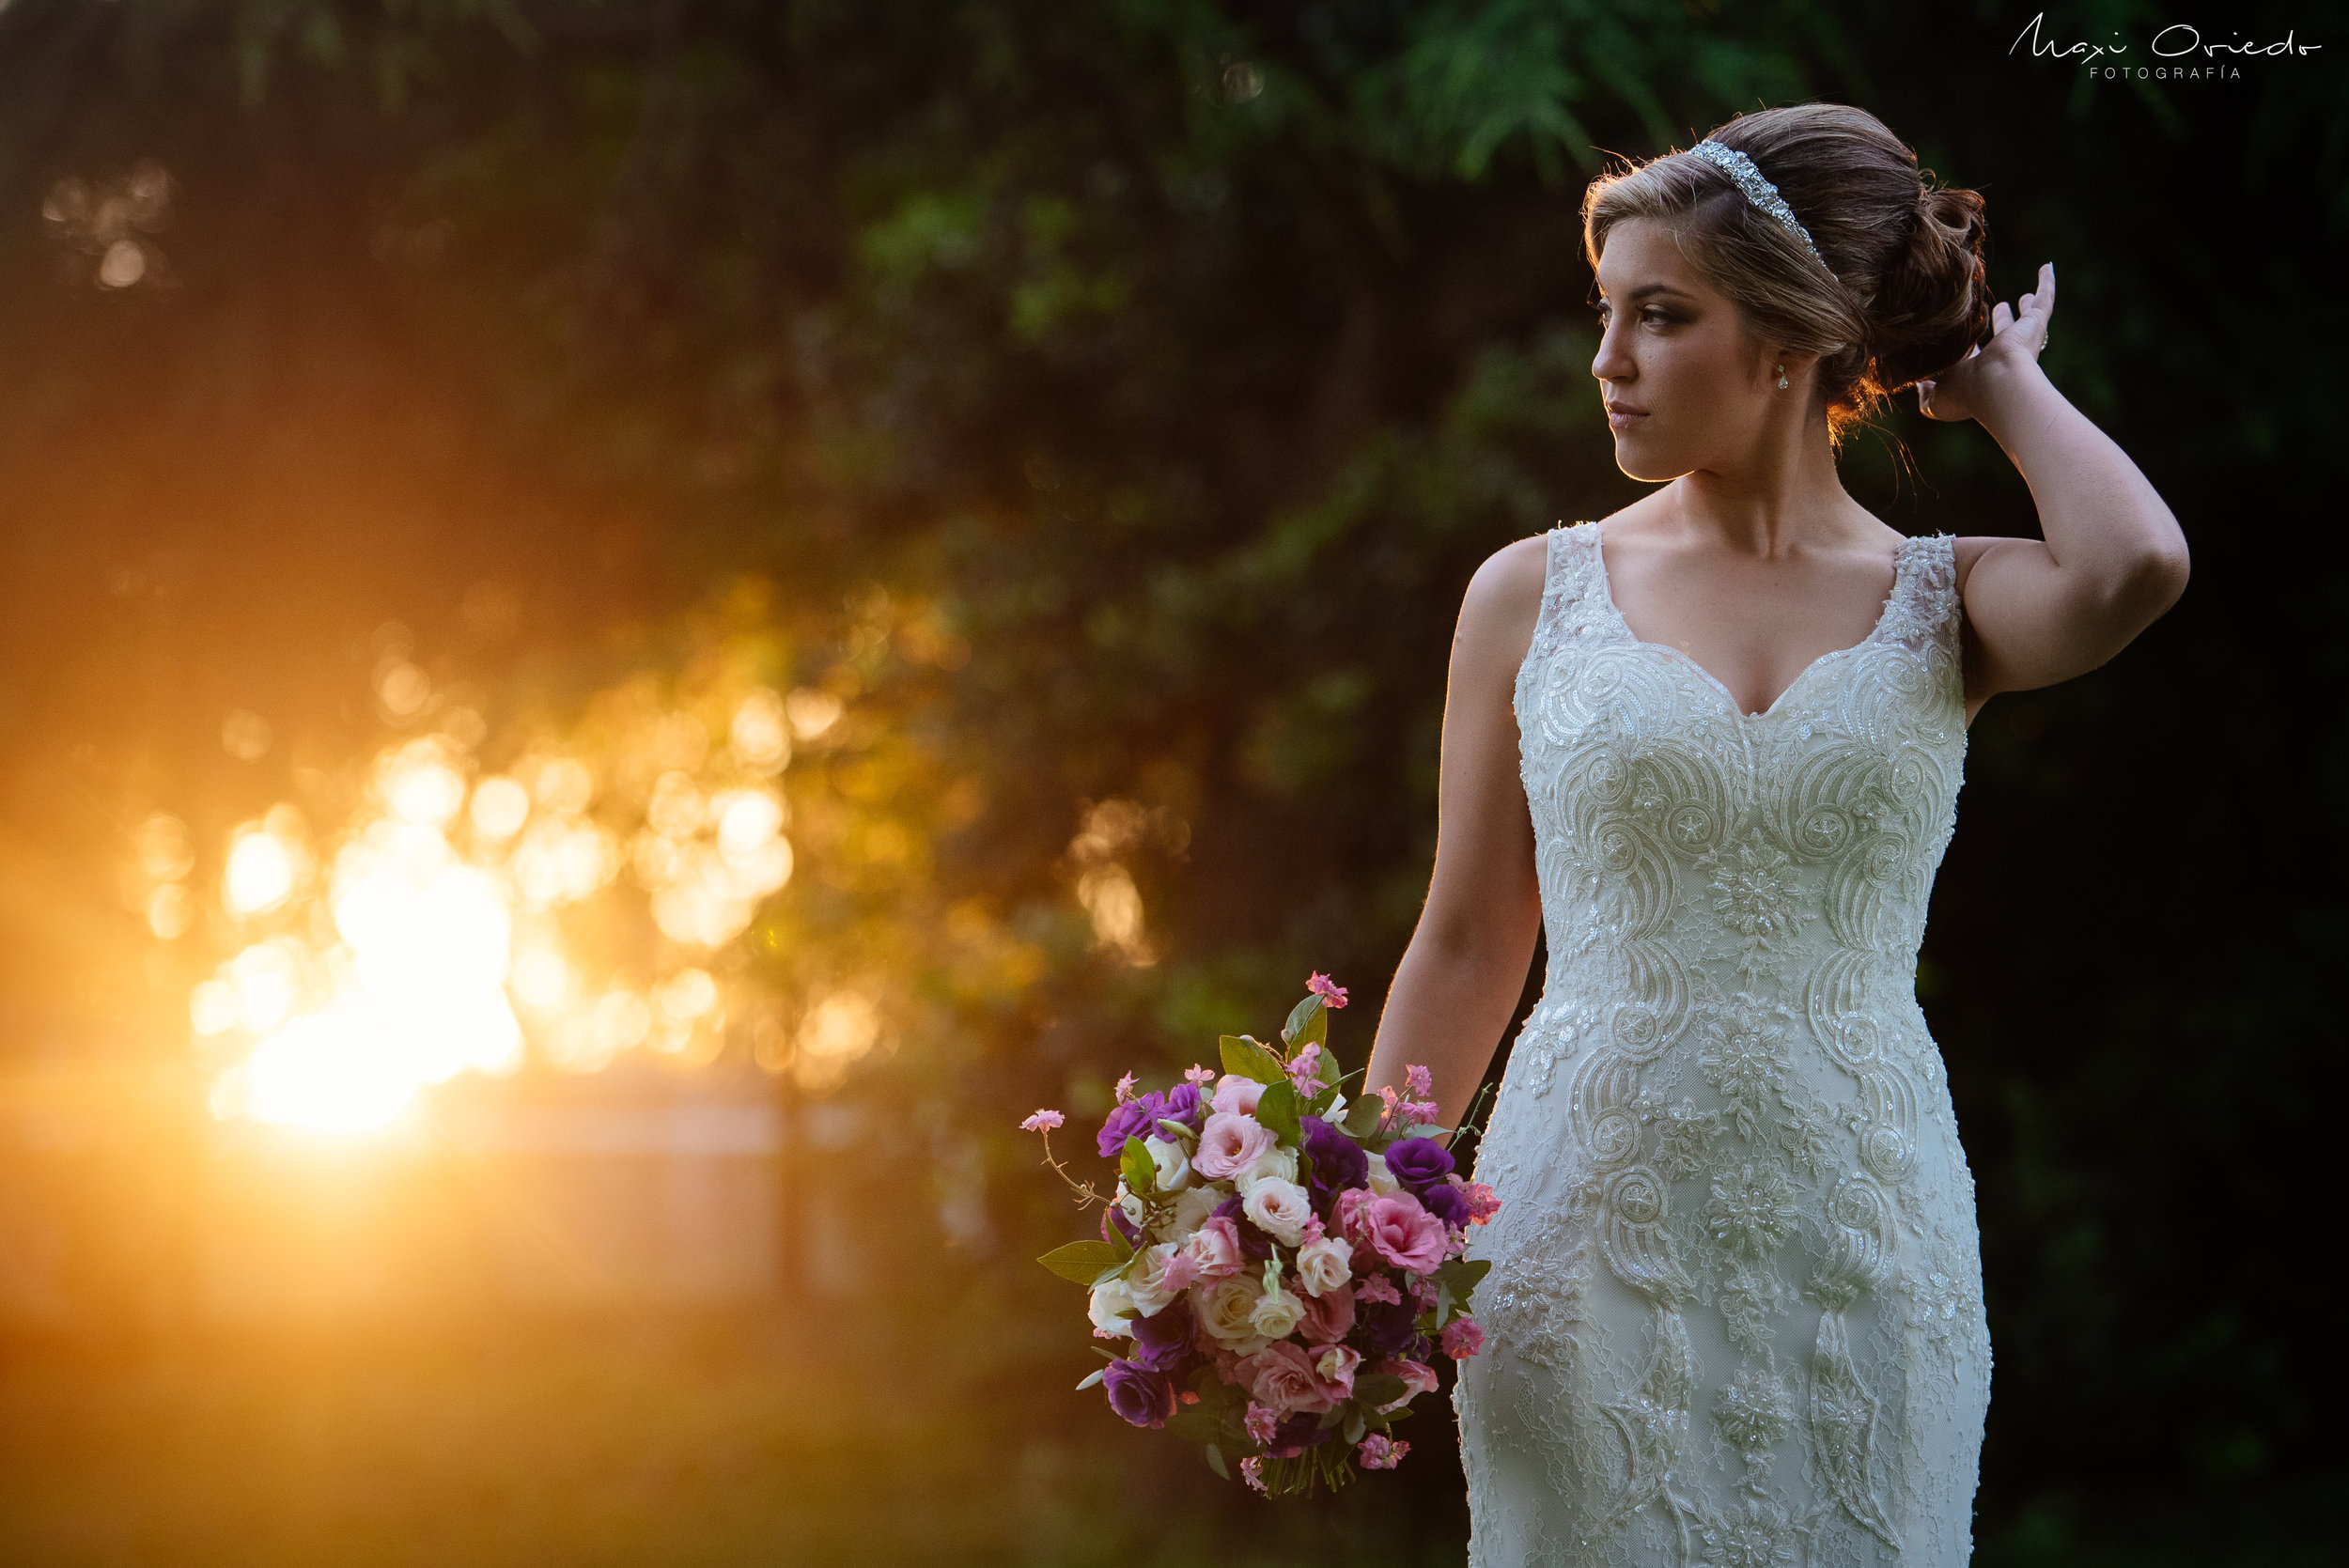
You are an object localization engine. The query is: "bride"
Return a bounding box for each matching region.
[1361,104,2187,1565]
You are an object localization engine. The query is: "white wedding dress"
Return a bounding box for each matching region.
[1455,521,1992,1567]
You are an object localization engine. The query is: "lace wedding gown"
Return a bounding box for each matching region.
[1455,521,1992,1567]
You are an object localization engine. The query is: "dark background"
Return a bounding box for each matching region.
[0,2,2341,1564]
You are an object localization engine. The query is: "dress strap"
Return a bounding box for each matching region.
[1879,533,1965,663]
[1522,521,1608,672]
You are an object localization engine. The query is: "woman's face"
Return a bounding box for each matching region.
[1590,217,1781,482]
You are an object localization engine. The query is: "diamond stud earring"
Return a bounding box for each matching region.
[1776,363,1789,390]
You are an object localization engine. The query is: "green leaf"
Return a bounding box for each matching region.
[1220,1034,1286,1085]
[1037,1241,1128,1286]
[1205,1443,1230,1481]
[1343,1408,1366,1444]
[1352,1372,1408,1408]
[1307,1082,1342,1118]
[1437,1256,1492,1301]
[1120,1135,1157,1193]
[1281,993,1327,1049]
[1166,1404,1224,1444]
[1255,1080,1302,1144]
[1343,1094,1386,1139]
[1404,1122,1452,1141]
[1076,1368,1106,1390]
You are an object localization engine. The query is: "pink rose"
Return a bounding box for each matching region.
[1440,1316,1487,1359]
[1310,1343,1361,1403]
[1359,1191,1448,1274]
[1194,1111,1276,1180]
[1211,1074,1267,1118]
[1240,1341,1336,1416]
[1297,1283,1356,1345]
[1178,1216,1246,1284]
[1372,1357,1439,1412]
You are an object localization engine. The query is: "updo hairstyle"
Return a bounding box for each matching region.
[1581,103,1990,448]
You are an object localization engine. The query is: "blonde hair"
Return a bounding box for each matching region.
[1582,103,1989,449]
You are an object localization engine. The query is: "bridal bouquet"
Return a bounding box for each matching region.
[1019,975,1500,1496]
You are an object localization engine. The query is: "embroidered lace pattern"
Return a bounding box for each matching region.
[1454,522,1992,1567]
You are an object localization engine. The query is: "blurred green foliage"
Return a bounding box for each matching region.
[0,0,2343,1563]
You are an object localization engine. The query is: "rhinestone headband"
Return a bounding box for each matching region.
[1688,138,1837,282]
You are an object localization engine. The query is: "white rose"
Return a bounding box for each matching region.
[1147,1136,1191,1192]
[1089,1277,1139,1337]
[1161,1185,1223,1243]
[1195,1275,1271,1352]
[1126,1243,1181,1317]
[1250,1283,1308,1340]
[1233,1146,1299,1194]
[1113,1181,1147,1229]
[1295,1234,1354,1297]
[1364,1153,1401,1196]
[1241,1177,1314,1248]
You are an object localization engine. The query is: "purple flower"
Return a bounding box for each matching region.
[1159,1081,1205,1131]
[1102,1359,1175,1429]
[1382,1136,1455,1194]
[1419,1179,1471,1230]
[1264,1411,1335,1458]
[1210,1194,1275,1261]
[1352,1293,1423,1358]
[1299,1116,1369,1211]
[1130,1299,1194,1373]
[1097,1091,1169,1157]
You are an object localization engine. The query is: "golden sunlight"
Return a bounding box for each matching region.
[179,668,809,1136]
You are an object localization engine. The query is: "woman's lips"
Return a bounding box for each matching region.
[1607,405,1648,430]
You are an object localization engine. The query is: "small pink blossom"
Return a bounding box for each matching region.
[1408,1271,1441,1309]
[1354,1272,1402,1307]
[1019,1109,1066,1132]
[1240,1455,1268,1492]
[1359,1192,1449,1274]
[1112,1072,1137,1104]
[1357,1433,1408,1469]
[1183,1063,1217,1087]
[1157,1250,1205,1295]
[1373,1357,1440,1411]
[1286,1040,1328,1096]
[1244,1402,1279,1446]
[1307,972,1349,1008]
[1333,1188,1378,1250]
[1404,1064,1434,1098]
[1458,1178,1502,1223]
[1441,1317,1487,1359]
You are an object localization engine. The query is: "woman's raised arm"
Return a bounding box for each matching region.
[1918,263,2192,712]
[1362,536,1550,1128]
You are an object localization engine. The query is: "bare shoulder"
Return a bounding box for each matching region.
[1455,533,1552,674]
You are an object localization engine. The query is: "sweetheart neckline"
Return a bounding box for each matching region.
[1579,520,1912,723]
